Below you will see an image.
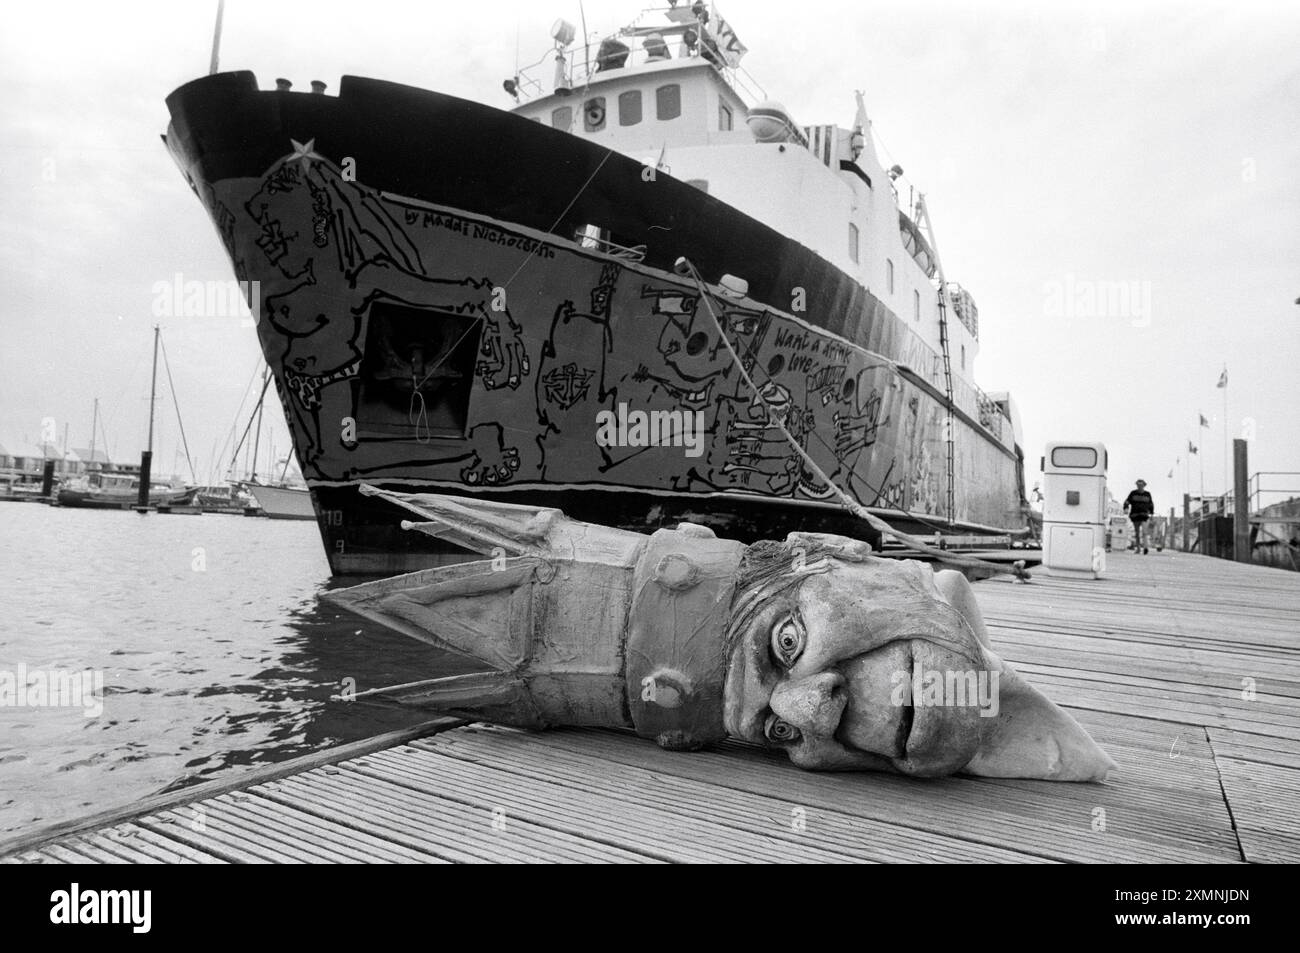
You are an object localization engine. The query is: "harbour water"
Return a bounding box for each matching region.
[0,503,471,837]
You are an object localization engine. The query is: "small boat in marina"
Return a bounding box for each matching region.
[243,482,315,520]
[56,471,192,510]
[186,483,258,514]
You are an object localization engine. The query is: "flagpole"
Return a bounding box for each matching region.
[209,0,225,76]
[1199,436,1205,503]
[1222,368,1228,499]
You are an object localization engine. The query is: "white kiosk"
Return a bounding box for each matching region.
[1041,442,1108,577]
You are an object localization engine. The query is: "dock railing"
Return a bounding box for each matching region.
[1175,471,1300,569]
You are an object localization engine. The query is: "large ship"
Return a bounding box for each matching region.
[163,4,1028,576]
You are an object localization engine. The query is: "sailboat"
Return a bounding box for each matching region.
[57,328,192,510]
[228,367,316,520]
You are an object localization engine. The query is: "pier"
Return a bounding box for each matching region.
[3,550,1296,864]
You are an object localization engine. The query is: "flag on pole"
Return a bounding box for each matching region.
[1199,413,1210,428]
[1216,368,1228,388]
[1188,441,1198,454]
[712,14,748,67]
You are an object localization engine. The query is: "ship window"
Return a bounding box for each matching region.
[887,259,895,294]
[583,97,607,131]
[357,300,482,439]
[719,102,733,131]
[551,106,572,130]
[848,223,859,263]
[961,344,966,370]
[619,90,642,126]
[656,84,681,120]
[913,289,920,321]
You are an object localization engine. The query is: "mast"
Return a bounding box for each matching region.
[137,325,160,509]
[251,367,267,480]
[88,397,99,470]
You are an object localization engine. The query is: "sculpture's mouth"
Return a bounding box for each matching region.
[896,651,917,757]
[836,638,985,776]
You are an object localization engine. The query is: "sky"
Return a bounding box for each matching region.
[1,0,1296,507]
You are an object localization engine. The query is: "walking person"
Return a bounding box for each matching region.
[1123,479,1155,554]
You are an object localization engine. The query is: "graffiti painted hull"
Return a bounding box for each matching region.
[164,72,1026,575]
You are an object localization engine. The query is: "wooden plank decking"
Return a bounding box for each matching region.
[2,551,1296,863]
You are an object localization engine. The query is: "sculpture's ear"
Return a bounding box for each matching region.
[933,569,1117,782]
[785,531,875,563]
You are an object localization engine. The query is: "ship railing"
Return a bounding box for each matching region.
[895,322,1010,447]
[574,229,647,263]
[518,18,765,108]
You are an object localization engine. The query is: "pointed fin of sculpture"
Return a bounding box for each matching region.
[322,558,539,672]
[360,484,560,558]
[345,671,545,728]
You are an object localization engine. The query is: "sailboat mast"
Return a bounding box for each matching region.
[137,326,160,510]
[88,397,99,469]
[251,367,267,479]
[147,325,160,454]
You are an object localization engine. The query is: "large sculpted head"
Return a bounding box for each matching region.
[722,536,1113,780]
[329,489,1116,783]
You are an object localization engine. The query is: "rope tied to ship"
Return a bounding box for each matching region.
[408,360,432,443]
[676,257,1030,582]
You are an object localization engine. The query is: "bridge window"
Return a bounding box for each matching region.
[551,106,572,130]
[848,223,859,263]
[619,90,642,126]
[913,288,920,321]
[583,97,607,132]
[887,258,894,294]
[719,102,733,131]
[656,84,681,120]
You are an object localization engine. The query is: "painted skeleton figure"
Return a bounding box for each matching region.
[327,487,1115,782]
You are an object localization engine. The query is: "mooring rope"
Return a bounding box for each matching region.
[678,258,1029,581]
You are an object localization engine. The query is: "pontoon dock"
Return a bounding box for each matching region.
[3,552,1296,864]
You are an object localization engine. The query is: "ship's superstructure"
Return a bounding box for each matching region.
[506,8,999,449]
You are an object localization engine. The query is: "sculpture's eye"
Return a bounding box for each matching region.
[764,713,801,745]
[770,614,805,668]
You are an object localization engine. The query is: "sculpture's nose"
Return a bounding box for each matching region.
[770,671,847,737]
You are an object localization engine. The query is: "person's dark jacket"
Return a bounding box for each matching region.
[1124,489,1154,518]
